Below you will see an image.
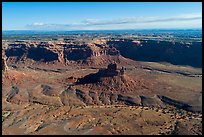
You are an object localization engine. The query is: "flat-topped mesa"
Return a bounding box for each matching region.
[2,57,8,71]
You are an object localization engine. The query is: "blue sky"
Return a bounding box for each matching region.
[2,2,202,30]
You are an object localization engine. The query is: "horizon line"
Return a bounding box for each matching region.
[2,28,202,32]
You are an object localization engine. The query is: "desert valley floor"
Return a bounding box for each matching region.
[2,61,202,135]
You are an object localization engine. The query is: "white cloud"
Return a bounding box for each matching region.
[176,12,202,19]
[26,12,202,30]
[33,22,45,26]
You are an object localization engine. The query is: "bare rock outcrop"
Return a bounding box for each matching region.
[76,63,125,84]
[2,57,8,71]
[75,63,145,94]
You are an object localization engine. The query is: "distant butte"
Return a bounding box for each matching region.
[74,63,146,94]
[76,63,126,84]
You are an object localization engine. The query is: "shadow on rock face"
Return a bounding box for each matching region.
[27,47,58,62]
